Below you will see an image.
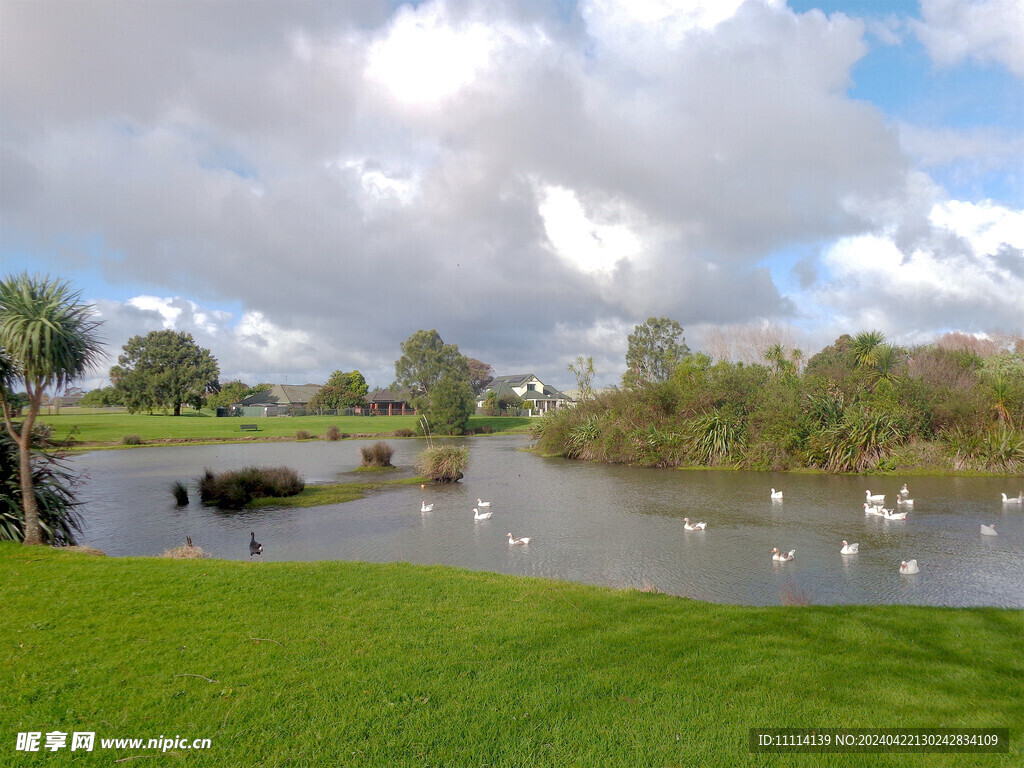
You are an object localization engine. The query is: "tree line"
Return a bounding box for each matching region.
[538,317,1024,474]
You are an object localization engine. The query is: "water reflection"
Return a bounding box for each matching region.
[66,435,1024,608]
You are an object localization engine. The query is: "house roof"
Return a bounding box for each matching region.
[477,374,573,402]
[237,384,321,407]
[367,387,416,404]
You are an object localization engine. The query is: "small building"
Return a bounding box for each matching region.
[365,388,417,416]
[233,384,322,417]
[476,374,573,415]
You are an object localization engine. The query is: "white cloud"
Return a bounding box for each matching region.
[538,185,646,274]
[913,0,1024,76]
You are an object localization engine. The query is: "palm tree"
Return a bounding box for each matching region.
[851,330,886,368]
[872,344,902,382]
[0,274,103,545]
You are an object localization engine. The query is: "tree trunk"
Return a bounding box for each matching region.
[173,401,181,416]
[19,435,42,544]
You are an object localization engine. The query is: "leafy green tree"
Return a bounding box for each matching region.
[309,370,369,410]
[424,366,476,435]
[80,386,123,407]
[0,274,103,545]
[851,330,886,368]
[110,330,219,416]
[394,329,464,409]
[624,316,690,387]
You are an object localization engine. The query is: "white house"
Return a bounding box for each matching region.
[476,374,574,415]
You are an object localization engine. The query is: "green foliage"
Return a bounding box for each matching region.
[309,370,369,410]
[205,380,269,410]
[624,316,690,387]
[807,406,906,472]
[0,424,82,544]
[424,367,475,435]
[393,329,461,408]
[120,434,143,445]
[110,330,219,416]
[568,355,596,401]
[416,444,468,483]
[80,386,123,407]
[197,466,304,509]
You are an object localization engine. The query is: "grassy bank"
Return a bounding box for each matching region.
[33,410,532,446]
[248,476,424,508]
[1,543,1020,766]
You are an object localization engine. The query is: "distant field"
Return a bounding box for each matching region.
[34,410,533,445]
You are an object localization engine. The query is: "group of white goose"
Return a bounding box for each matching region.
[421,495,530,546]
[768,482,1013,576]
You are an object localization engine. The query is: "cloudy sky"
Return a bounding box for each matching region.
[2,0,1022,392]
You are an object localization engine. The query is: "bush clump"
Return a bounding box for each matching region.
[294,430,313,441]
[324,425,346,441]
[360,441,394,467]
[393,428,415,437]
[198,466,304,509]
[121,434,144,445]
[171,480,189,506]
[415,445,468,483]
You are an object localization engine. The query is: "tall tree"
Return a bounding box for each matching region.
[466,357,494,395]
[110,330,219,416]
[309,370,369,410]
[0,274,103,545]
[568,355,596,401]
[424,366,476,435]
[394,330,463,408]
[624,316,690,387]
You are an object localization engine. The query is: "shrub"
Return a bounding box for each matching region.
[121,434,143,445]
[393,428,415,437]
[162,543,208,559]
[324,425,343,441]
[198,466,304,509]
[416,445,468,483]
[0,425,83,545]
[360,441,394,467]
[295,430,313,441]
[171,481,189,506]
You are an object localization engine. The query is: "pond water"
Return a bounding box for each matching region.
[67,435,1024,608]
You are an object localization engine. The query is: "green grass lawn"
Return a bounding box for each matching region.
[34,409,533,445]
[1,543,1019,766]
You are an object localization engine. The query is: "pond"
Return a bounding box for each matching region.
[67,435,1024,608]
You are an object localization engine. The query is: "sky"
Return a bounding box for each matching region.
[1,0,1022,392]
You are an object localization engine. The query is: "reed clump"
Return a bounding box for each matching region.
[324,425,345,441]
[198,466,305,509]
[162,543,209,559]
[360,441,394,468]
[171,481,189,506]
[295,429,313,441]
[415,445,468,483]
[121,434,144,446]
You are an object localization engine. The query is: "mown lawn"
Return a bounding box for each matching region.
[34,410,533,445]
[1,543,1019,766]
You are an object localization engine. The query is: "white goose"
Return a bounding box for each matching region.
[896,496,914,506]
[863,503,884,517]
[770,488,783,500]
[899,559,919,575]
[866,490,885,504]
[883,509,908,520]
[771,547,795,562]
[477,498,492,507]
[683,517,707,530]
[473,508,493,521]
[1000,492,1023,504]
[420,501,433,513]
[900,483,910,496]
[507,532,530,546]
[980,524,998,536]
[840,540,859,554]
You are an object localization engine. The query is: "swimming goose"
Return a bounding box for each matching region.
[507,532,530,546]
[899,559,919,575]
[863,503,884,516]
[683,517,707,530]
[840,540,859,554]
[421,501,434,513]
[980,524,998,536]
[477,498,492,507]
[896,497,914,506]
[248,531,263,562]
[900,483,910,496]
[771,547,795,562]
[882,509,907,520]
[770,488,783,500]
[1000,492,1023,504]
[473,508,493,520]
[866,490,885,504]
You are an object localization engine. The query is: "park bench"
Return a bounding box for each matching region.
[240,423,259,432]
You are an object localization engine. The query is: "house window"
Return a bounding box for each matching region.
[527,383,536,391]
